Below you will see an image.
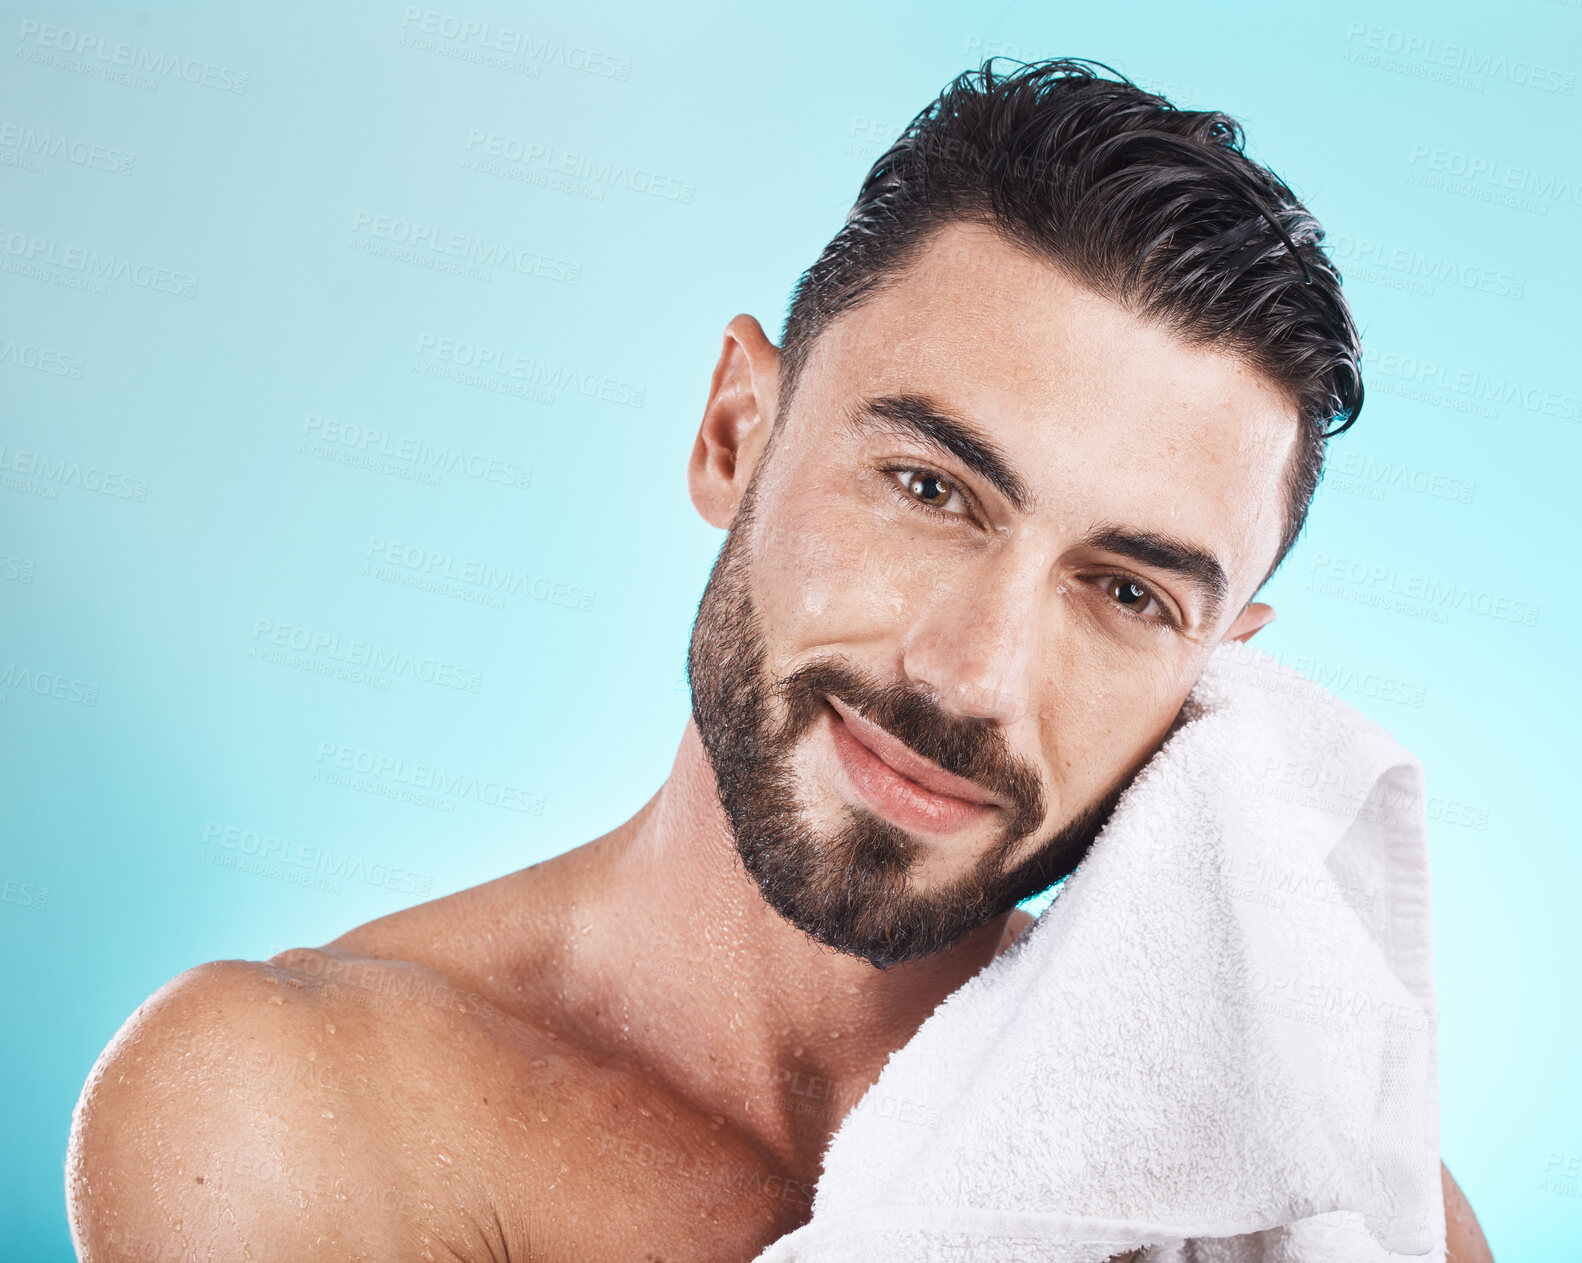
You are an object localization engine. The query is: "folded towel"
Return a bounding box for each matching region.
[752,641,1444,1263]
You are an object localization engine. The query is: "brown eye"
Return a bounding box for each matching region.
[1103,575,1166,621]
[890,468,971,516]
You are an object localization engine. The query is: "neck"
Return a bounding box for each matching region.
[559,717,1012,1174]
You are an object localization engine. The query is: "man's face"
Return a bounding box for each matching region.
[687,220,1298,970]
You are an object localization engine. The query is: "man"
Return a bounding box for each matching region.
[67,59,1492,1262]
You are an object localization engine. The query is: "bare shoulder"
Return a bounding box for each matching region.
[67,934,800,1263]
[1442,1162,1495,1263]
[66,948,523,1263]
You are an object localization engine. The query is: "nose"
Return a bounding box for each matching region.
[897,549,1042,726]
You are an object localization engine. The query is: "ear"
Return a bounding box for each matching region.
[1222,601,1277,644]
[688,314,781,530]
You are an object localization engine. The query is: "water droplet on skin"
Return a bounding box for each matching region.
[638,1107,651,1117]
[324,1023,336,1035]
[436,1150,453,1165]
[322,1110,334,1120]
[266,996,284,1006]
[529,1058,548,1068]
[538,1114,549,1123]
[708,1115,724,1129]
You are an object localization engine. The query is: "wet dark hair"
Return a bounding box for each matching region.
[777,57,1363,597]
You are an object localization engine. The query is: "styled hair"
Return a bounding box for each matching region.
[777,57,1363,596]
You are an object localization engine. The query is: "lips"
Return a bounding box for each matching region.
[824,695,1003,835]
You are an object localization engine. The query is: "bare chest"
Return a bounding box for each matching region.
[408,1030,818,1263]
[490,1081,816,1261]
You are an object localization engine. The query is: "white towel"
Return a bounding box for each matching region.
[752,641,1444,1263]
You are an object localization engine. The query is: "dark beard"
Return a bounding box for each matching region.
[685,478,1140,970]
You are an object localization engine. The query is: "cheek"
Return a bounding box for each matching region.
[1026,629,1196,792]
[752,492,937,642]
[760,525,909,637]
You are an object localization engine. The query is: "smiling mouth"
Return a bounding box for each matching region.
[823,696,1001,836]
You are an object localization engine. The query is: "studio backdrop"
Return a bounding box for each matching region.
[2,2,1577,1259]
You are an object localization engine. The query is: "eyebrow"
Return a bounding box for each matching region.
[845,392,1231,625]
[845,393,1035,513]
[1081,524,1229,626]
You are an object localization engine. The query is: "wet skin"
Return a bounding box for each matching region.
[66,221,1492,1262]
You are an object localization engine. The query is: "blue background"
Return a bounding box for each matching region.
[2,2,1577,1258]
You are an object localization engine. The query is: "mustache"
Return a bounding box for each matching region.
[771,657,1048,846]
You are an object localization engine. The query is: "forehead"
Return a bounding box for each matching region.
[790,220,1301,602]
